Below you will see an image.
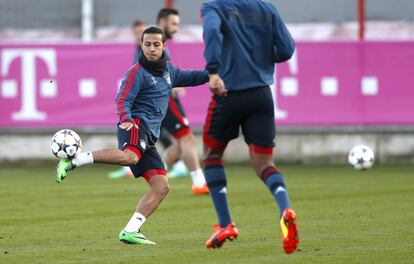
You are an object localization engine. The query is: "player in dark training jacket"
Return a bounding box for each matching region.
[55,27,209,245]
[201,0,300,253]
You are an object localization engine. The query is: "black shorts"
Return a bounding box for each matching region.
[203,86,276,154]
[117,118,166,180]
[161,96,192,139]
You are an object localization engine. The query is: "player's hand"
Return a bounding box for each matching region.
[209,74,227,97]
[119,122,135,131]
[172,87,186,97]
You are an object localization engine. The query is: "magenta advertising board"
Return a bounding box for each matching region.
[0,42,413,128]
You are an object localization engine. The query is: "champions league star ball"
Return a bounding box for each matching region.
[348,145,375,170]
[50,129,82,159]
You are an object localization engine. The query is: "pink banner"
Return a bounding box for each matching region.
[1,42,414,128]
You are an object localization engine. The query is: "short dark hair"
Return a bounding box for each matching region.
[132,19,148,28]
[141,26,166,42]
[156,8,179,23]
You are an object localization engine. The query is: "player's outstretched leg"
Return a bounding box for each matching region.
[56,149,139,183]
[280,208,299,254]
[56,159,77,183]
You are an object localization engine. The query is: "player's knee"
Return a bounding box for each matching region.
[179,133,195,147]
[122,151,140,165]
[251,159,274,177]
[165,141,180,154]
[156,181,169,197]
[202,146,224,161]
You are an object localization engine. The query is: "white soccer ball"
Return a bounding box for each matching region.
[348,145,375,170]
[50,129,82,159]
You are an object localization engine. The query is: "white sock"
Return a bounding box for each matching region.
[124,212,146,232]
[190,169,206,187]
[72,151,93,167]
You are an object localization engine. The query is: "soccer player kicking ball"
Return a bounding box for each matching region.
[201,0,300,253]
[55,26,209,245]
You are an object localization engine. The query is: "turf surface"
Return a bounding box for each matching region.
[0,163,413,263]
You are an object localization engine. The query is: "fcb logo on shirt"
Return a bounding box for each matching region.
[164,73,172,85]
[140,139,147,150]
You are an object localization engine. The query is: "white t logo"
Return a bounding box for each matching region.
[1,48,57,120]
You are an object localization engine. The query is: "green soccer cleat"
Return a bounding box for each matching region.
[119,229,156,245]
[56,159,76,183]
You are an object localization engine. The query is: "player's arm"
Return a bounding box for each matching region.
[201,3,223,75]
[201,4,227,96]
[271,5,295,63]
[115,66,142,130]
[170,64,209,87]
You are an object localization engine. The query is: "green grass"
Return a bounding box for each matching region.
[0,163,413,263]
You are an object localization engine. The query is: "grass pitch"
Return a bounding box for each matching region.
[0,163,413,263]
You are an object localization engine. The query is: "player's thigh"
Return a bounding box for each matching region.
[129,146,166,179]
[241,87,276,147]
[203,94,240,144]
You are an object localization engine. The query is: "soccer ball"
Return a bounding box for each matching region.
[50,129,82,159]
[348,145,375,170]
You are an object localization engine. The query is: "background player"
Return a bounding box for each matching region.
[157,8,209,195]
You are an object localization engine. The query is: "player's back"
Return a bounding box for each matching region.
[202,0,294,91]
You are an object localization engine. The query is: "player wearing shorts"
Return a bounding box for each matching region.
[55,27,209,245]
[201,0,300,253]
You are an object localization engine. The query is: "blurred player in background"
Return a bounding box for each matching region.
[201,0,300,253]
[55,26,209,245]
[156,8,209,195]
[108,19,189,180]
[132,19,149,62]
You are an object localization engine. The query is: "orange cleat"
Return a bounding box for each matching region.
[192,184,209,195]
[280,208,300,254]
[205,222,238,249]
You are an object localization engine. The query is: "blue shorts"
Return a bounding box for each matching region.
[117,118,166,180]
[203,86,276,155]
[161,96,192,139]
